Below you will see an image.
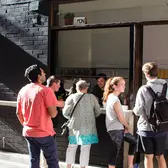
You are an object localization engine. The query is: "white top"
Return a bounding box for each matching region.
[105,94,124,131]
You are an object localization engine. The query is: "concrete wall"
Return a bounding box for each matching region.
[143,25,168,67]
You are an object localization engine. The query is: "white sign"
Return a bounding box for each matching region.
[73,17,87,26]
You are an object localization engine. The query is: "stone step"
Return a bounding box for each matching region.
[0,120,28,153]
[0,88,10,92]
[0,92,16,97]
[0,82,17,101]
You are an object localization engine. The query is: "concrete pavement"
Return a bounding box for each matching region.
[0,150,104,168]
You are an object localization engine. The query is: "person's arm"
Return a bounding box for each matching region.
[62,95,73,119]
[45,88,58,118]
[113,101,129,129]
[92,95,101,117]
[56,100,65,108]
[16,97,24,125]
[133,87,146,116]
[47,106,58,118]
[166,84,168,99]
[16,108,24,125]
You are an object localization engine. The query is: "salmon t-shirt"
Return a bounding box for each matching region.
[17,83,58,137]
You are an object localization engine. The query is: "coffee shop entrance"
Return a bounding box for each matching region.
[48,0,168,167]
[48,4,138,167]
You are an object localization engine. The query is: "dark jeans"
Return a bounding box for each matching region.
[25,136,59,168]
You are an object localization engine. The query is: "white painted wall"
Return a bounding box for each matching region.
[59,0,167,12]
[143,25,168,68]
[58,0,168,24]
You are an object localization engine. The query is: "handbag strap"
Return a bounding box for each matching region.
[161,83,167,98]
[69,93,85,119]
[146,85,156,100]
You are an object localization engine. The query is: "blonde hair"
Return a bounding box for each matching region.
[103,77,124,102]
[142,62,158,77]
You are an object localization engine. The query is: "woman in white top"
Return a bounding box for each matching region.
[103,77,136,168]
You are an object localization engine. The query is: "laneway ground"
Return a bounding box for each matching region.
[1,150,165,168]
[0,150,103,168]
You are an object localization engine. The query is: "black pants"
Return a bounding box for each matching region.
[108,130,137,166]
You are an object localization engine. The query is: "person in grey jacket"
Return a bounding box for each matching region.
[62,80,101,168]
[133,62,167,168]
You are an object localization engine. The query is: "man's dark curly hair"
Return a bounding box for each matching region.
[96,73,107,81]
[24,64,41,82]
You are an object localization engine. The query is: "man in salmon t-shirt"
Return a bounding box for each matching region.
[16,64,59,168]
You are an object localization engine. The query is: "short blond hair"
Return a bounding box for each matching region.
[46,76,60,87]
[142,62,158,77]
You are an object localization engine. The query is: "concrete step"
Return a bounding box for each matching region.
[0,82,17,101]
[0,120,28,153]
[0,88,10,92]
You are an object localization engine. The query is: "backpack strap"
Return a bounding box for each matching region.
[146,86,156,100]
[161,83,167,98]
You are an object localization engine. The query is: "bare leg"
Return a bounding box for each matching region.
[155,155,167,168]
[144,154,154,168]
[67,164,72,168]
[108,165,115,168]
[128,155,134,168]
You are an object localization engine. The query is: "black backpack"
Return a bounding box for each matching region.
[146,83,168,132]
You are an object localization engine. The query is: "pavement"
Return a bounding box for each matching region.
[0,149,164,168]
[0,150,104,168]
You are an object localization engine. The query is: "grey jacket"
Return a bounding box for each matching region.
[62,93,101,136]
[133,78,168,131]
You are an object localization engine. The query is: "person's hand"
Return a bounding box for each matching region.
[124,126,130,133]
[124,129,129,134]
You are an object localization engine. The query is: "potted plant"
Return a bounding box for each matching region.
[63,13,75,25]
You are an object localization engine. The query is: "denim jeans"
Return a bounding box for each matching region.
[25,136,59,168]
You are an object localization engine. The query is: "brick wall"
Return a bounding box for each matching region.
[0,0,48,93]
[0,0,48,157]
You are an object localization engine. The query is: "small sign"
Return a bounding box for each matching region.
[73,17,87,26]
[158,68,168,79]
[30,1,39,11]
